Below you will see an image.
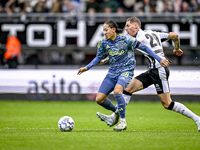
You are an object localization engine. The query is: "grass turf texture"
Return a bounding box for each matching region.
[0,101,200,150]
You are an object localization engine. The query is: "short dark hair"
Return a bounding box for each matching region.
[126,17,141,28]
[104,20,123,33]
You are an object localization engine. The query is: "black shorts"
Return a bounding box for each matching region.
[135,67,170,94]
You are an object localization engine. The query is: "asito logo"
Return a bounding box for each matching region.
[26,75,81,100]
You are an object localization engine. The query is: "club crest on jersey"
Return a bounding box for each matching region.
[117,41,126,49]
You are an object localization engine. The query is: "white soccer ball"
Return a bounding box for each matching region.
[58,116,75,132]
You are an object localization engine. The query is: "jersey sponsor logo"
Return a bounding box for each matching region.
[108,50,125,56]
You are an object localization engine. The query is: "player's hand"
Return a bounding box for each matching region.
[173,49,183,56]
[160,59,170,67]
[77,67,88,75]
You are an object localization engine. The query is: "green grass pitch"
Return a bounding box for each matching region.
[0,100,200,150]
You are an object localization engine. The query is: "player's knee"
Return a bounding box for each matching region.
[95,94,105,103]
[113,89,122,95]
[95,97,102,103]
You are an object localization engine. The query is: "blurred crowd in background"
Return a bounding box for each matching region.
[0,0,200,15]
[0,0,200,68]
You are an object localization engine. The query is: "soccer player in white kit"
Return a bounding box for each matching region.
[97,17,200,132]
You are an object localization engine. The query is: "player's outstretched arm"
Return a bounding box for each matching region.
[77,67,88,75]
[77,56,102,75]
[168,32,183,56]
[137,42,162,62]
[136,42,170,67]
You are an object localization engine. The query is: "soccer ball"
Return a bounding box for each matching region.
[58,116,75,132]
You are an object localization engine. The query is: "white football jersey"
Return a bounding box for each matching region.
[135,29,169,68]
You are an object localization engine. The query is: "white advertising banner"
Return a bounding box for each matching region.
[0,69,200,95]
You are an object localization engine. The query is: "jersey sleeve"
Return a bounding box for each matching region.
[136,42,163,63]
[86,39,106,70]
[129,36,162,62]
[159,32,169,42]
[126,35,137,50]
[86,57,102,70]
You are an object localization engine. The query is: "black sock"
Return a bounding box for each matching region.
[123,90,132,96]
[167,101,175,110]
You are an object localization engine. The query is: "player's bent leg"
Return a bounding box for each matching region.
[159,92,200,131]
[123,78,144,105]
[96,92,119,126]
[96,92,107,103]
[158,92,172,109]
[96,92,117,112]
[125,78,144,94]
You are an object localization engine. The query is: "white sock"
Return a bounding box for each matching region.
[114,108,118,114]
[120,118,126,122]
[122,93,131,105]
[111,112,115,118]
[172,102,199,121]
[111,108,118,117]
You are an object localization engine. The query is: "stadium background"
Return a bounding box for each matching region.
[0,0,200,101]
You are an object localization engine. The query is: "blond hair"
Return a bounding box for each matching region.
[126,17,141,28]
